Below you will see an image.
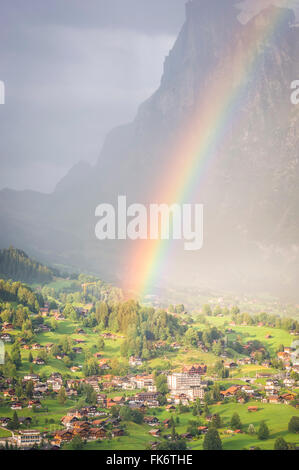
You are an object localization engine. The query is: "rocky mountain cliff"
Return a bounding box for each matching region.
[1,0,299,298]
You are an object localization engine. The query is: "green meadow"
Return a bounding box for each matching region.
[65,402,299,451]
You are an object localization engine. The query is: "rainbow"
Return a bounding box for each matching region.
[124,1,295,299]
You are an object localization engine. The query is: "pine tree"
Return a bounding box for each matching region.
[58,386,67,405]
[230,412,242,430]
[11,411,19,429]
[258,421,270,440]
[274,437,288,450]
[211,413,221,429]
[203,428,222,450]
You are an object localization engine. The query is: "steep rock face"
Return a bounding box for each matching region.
[1,1,299,297]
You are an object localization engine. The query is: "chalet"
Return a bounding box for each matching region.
[47,373,63,391]
[33,357,45,365]
[97,394,107,407]
[61,415,80,429]
[135,392,160,406]
[111,396,125,405]
[11,402,22,410]
[94,353,103,359]
[224,361,238,369]
[73,421,91,436]
[144,416,160,426]
[40,325,51,333]
[284,347,293,354]
[221,386,241,397]
[268,395,281,404]
[247,406,259,412]
[0,333,12,343]
[241,385,255,395]
[72,347,83,354]
[32,343,43,350]
[100,332,118,340]
[163,419,171,428]
[53,430,73,445]
[80,406,100,417]
[277,351,290,362]
[166,405,176,411]
[121,380,137,390]
[0,417,11,427]
[107,397,125,408]
[127,400,146,411]
[198,426,208,435]
[2,322,13,331]
[70,366,80,373]
[54,313,65,321]
[33,383,48,394]
[112,376,125,388]
[105,417,121,427]
[283,378,296,388]
[182,364,207,375]
[173,393,190,406]
[76,328,85,335]
[27,400,41,409]
[89,428,107,440]
[18,417,33,428]
[280,392,296,403]
[55,353,67,360]
[149,441,160,450]
[92,419,106,427]
[74,338,85,344]
[129,356,143,367]
[256,373,273,379]
[23,374,40,382]
[102,381,116,390]
[148,429,161,438]
[112,429,124,437]
[99,359,111,371]
[4,389,16,398]
[40,308,49,316]
[84,376,100,392]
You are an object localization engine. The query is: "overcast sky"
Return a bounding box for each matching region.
[0,0,298,193]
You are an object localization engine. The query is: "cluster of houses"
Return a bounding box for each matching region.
[0,323,14,343]
[276,342,299,373]
[218,374,298,405]
[53,412,124,446]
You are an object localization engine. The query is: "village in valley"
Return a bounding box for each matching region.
[0,248,299,451]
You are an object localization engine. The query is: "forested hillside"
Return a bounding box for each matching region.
[0,247,55,284]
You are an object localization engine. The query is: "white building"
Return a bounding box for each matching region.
[167,373,202,391]
[186,386,205,401]
[16,430,41,448]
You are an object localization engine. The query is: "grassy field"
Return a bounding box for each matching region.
[193,315,293,354]
[4,319,127,379]
[0,397,80,433]
[0,428,12,438]
[63,401,299,450]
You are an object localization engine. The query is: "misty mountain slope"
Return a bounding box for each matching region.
[1,0,299,297]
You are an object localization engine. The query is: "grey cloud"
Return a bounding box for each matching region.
[0,0,298,193]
